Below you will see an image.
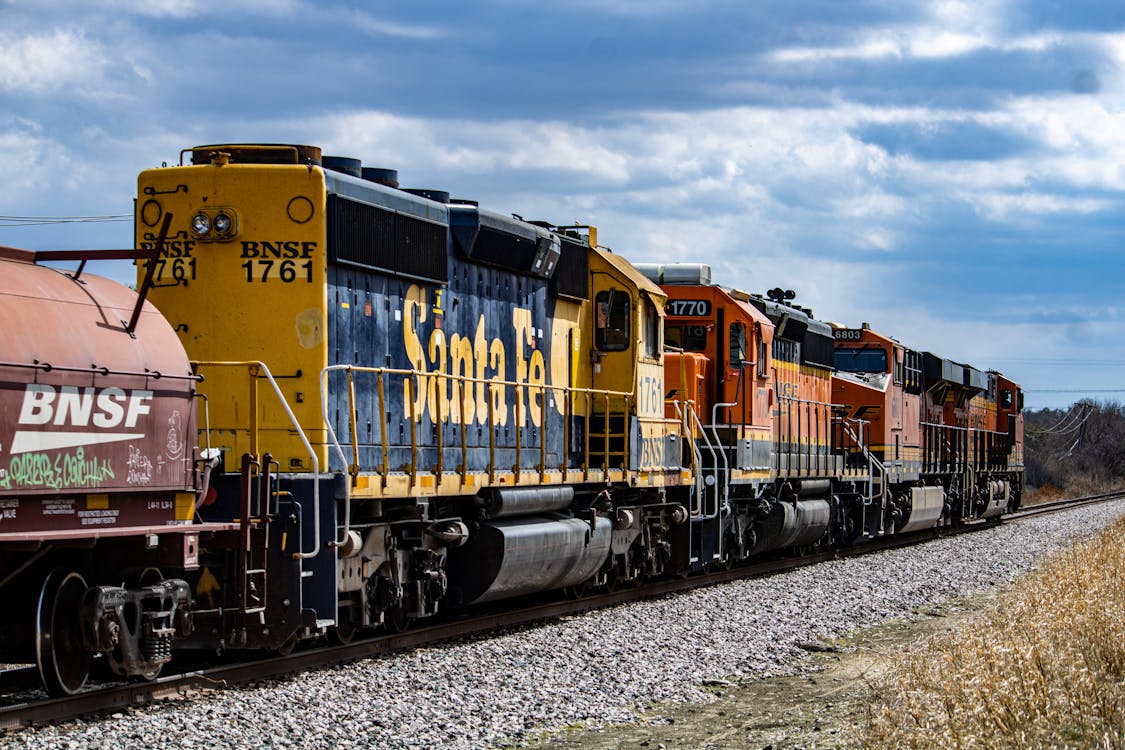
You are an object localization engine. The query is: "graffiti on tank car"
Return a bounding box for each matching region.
[126,446,154,485]
[0,448,115,491]
[402,284,557,428]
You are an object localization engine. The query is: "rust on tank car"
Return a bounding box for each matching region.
[0,247,199,533]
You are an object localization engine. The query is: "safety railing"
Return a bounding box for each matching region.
[775,393,837,476]
[921,421,1012,475]
[320,365,637,487]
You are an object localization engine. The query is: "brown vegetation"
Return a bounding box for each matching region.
[863,515,1125,749]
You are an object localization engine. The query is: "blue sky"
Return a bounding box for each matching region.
[2,0,1124,409]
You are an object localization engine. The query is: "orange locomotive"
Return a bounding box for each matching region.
[833,324,1024,533]
[638,268,873,566]
[640,264,1024,565]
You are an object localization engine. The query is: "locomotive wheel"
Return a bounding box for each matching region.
[383,605,412,634]
[327,619,357,645]
[36,570,91,697]
[562,580,589,599]
[275,634,300,656]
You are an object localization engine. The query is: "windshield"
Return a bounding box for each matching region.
[834,347,888,374]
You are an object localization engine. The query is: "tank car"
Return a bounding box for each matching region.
[0,244,232,695]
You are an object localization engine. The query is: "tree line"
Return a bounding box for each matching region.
[1024,401,1125,500]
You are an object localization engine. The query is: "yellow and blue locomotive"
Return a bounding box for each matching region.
[135,144,690,649]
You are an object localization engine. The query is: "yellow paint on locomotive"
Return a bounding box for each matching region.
[137,162,330,471]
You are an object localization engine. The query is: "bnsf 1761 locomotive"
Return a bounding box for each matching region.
[0,143,1023,695]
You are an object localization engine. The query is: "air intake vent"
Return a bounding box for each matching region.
[550,235,590,300]
[327,196,447,284]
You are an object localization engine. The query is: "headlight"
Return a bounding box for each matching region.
[191,213,211,236]
[213,212,232,235]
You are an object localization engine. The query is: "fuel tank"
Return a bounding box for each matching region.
[446,514,612,604]
[898,486,945,533]
[752,499,831,552]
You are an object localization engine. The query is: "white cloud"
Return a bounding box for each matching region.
[347,12,448,41]
[0,30,106,93]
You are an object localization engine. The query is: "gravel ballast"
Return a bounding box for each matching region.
[8,499,1125,750]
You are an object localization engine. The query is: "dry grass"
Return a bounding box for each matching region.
[863,516,1125,750]
[1024,480,1115,506]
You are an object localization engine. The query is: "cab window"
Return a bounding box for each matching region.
[664,324,707,352]
[643,299,659,358]
[729,322,746,367]
[834,347,888,374]
[1000,388,1013,409]
[596,289,630,351]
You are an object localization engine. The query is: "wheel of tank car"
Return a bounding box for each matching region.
[104,567,166,681]
[36,570,92,696]
[121,566,164,588]
[382,605,413,634]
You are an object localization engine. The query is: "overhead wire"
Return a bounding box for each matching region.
[0,214,131,226]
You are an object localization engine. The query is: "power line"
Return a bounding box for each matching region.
[1030,392,1125,395]
[0,214,131,226]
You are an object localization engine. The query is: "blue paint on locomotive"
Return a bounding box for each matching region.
[320,172,572,480]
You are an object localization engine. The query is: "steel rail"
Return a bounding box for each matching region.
[1,491,1120,730]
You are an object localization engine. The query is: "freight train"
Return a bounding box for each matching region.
[0,144,1023,696]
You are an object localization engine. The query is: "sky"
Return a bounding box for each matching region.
[2,0,1124,409]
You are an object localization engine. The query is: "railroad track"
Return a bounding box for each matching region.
[2,490,1121,732]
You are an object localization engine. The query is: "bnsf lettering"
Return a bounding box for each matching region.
[240,241,317,259]
[18,385,153,428]
[141,240,195,258]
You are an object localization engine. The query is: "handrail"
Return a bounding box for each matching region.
[670,400,703,517]
[838,416,887,530]
[195,360,322,560]
[688,405,723,520]
[320,364,635,485]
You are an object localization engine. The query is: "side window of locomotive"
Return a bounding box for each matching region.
[643,300,659,359]
[1000,388,1013,409]
[757,339,769,377]
[595,289,631,352]
[665,324,682,350]
[683,325,707,352]
[729,322,746,367]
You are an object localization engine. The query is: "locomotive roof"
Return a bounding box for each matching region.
[594,248,667,301]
